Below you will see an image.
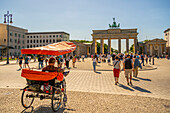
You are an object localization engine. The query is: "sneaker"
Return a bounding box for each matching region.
[130,82,133,85]
[115,83,117,85]
[127,83,130,85]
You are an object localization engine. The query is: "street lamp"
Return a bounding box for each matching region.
[4,11,13,64]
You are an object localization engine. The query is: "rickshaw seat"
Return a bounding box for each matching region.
[21,69,64,81]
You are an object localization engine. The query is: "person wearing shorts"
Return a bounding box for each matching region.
[24,56,30,69]
[18,55,23,70]
[123,55,134,85]
[113,56,121,85]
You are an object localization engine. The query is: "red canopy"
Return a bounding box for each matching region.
[21,41,76,55]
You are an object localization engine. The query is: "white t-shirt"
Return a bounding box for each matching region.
[113,60,120,69]
[93,58,96,62]
[107,55,111,60]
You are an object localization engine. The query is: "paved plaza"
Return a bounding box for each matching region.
[0,58,170,112]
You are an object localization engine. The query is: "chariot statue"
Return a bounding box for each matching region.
[109,18,120,29]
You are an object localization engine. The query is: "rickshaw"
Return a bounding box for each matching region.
[20,41,76,112]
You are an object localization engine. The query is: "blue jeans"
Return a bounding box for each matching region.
[93,62,96,71]
[39,62,43,69]
[141,60,144,66]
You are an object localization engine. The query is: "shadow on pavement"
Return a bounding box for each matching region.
[132,78,140,81]
[21,105,76,113]
[95,71,101,74]
[137,77,151,81]
[118,84,134,91]
[131,85,151,93]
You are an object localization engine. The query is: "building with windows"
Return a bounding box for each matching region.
[25,32,69,49]
[0,24,28,56]
[0,24,70,56]
[164,28,170,55]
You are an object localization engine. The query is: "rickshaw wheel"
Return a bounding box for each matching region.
[51,88,62,112]
[21,86,35,108]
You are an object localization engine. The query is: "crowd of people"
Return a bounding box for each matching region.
[91,52,157,85]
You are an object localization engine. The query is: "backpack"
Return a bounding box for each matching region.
[125,59,132,69]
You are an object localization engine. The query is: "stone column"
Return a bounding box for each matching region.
[145,45,147,55]
[126,38,129,53]
[164,44,166,54]
[108,38,111,54]
[77,45,80,55]
[150,44,153,55]
[100,39,104,54]
[159,44,162,56]
[118,38,121,53]
[92,38,97,54]
[134,38,137,54]
[87,47,89,55]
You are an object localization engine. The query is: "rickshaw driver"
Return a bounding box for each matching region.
[42,57,64,86]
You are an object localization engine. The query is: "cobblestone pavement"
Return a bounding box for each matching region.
[0,58,170,100]
[0,88,170,113]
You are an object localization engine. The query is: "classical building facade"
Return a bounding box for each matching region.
[139,39,167,56]
[164,28,170,55]
[91,18,138,55]
[25,32,69,48]
[0,23,70,56]
[0,24,28,56]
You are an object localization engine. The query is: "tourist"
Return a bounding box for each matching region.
[45,56,48,67]
[112,53,116,61]
[82,55,85,62]
[140,53,145,66]
[33,56,36,62]
[65,54,70,69]
[0,56,2,61]
[133,56,142,77]
[92,56,97,72]
[152,55,155,65]
[72,55,76,68]
[60,55,64,68]
[113,56,121,85]
[18,55,23,70]
[107,53,111,64]
[123,55,134,85]
[145,55,148,64]
[130,53,133,59]
[38,55,44,69]
[149,55,152,64]
[24,56,30,69]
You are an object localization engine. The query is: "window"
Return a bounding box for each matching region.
[53,39,55,43]
[49,35,51,37]
[46,39,48,43]
[22,46,24,48]
[40,40,42,43]
[27,36,29,38]
[10,52,12,56]
[30,40,32,43]
[10,32,12,36]
[18,34,21,37]
[18,46,20,49]
[18,52,20,56]
[43,40,45,43]
[37,36,38,38]
[37,45,38,47]
[30,36,32,38]
[34,36,35,38]
[37,40,39,43]
[27,40,29,43]
[53,35,55,37]
[33,45,35,47]
[15,33,17,37]
[27,45,29,48]
[34,40,35,43]
[23,35,24,38]
[10,39,12,42]
[56,35,58,37]
[15,39,17,43]
[23,40,24,44]
[60,35,62,37]
[30,45,32,48]
[50,39,51,43]
[46,36,48,38]
[4,39,6,42]
[15,45,17,49]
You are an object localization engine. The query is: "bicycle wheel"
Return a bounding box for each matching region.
[62,79,66,95]
[21,86,35,108]
[51,88,62,112]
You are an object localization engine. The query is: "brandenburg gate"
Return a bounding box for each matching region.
[91,18,138,54]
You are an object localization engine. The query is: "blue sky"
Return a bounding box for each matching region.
[0,0,170,50]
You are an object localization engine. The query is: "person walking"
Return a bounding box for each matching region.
[152,55,155,65]
[38,56,44,69]
[107,53,111,65]
[133,56,142,77]
[145,55,148,64]
[72,55,76,68]
[18,55,23,70]
[65,54,70,69]
[123,55,134,85]
[24,56,30,69]
[113,56,121,85]
[92,56,97,72]
[140,53,145,66]
[45,56,48,67]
